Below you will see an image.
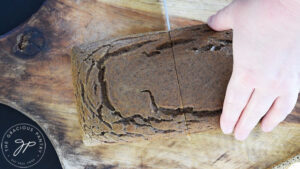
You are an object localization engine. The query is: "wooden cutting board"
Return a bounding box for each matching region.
[0,0,299,168]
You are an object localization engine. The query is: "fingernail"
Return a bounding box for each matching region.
[261,125,273,133]
[221,126,233,134]
[235,133,248,141]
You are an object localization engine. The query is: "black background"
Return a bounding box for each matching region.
[0,104,62,169]
[0,0,62,168]
[0,0,45,36]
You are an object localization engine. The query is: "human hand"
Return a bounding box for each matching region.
[207,0,300,140]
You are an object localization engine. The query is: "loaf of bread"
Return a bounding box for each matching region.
[71,24,233,145]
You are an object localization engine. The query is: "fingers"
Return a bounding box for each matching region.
[234,89,276,140]
[220,73,254,134]
[207,2,235,31]
[261,93,298,132]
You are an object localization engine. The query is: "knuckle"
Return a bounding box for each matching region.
[275,107,292,119]
[253,104,269,113]
[224,91,239,104]
[233,67,297,92]
[223,99,245,111]
[269,80,289,92]
[274,103,288,113]
[224,98,237,105]
[233,69,257,87]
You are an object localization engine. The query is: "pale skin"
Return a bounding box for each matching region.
[207,0,300,140]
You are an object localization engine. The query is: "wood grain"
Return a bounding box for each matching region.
[97,0,233,28]
[0,0,299,169]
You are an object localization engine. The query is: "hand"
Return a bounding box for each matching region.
[208,0,300,140]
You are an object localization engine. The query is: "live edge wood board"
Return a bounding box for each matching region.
[0,0,299,169]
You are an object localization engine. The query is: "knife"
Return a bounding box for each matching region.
[162,0,190,137]
[162,0,171,31]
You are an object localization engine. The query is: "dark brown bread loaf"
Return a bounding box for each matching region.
[71,24,233,145]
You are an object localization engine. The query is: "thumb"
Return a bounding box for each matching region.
[207,3,235,31]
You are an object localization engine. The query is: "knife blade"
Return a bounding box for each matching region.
[162,0,171,31]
